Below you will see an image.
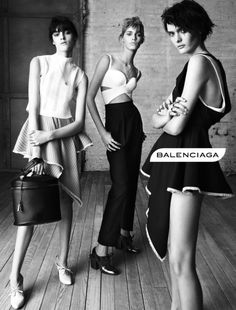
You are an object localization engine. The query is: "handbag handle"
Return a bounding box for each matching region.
[16,158,43,212]
[21,158,44,178]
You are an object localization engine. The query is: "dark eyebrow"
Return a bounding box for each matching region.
[126,30,141,35]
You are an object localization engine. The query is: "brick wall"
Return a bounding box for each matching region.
[84,0,236,173]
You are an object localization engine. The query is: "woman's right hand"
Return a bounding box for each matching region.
[32,162,44,175]
[170,97,188,116]
[102,131,121,152]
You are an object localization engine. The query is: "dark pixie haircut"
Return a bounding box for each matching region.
[49,16,78,42]
[119,16,145,44]
[161,0,215,42]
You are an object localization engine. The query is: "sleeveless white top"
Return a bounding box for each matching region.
[27,54,84,119]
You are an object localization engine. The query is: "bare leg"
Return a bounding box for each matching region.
[169,192,203,310]
[169,250,181,310]
[108,246,113,255]
[10,226,33,308]
[168,211,181,310]
[10,225,34,283]
[57,190,73,266]
[96,243,108,256]
[96,229,132,255]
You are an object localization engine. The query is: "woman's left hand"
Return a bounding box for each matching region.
[170,97,188,116]
[157,98,173,116]
[29,130,51,146]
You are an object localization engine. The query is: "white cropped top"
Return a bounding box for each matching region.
[101,54,140,104]
[27,54,84,119]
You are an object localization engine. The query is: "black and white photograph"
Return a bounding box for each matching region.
[0,1,235,309]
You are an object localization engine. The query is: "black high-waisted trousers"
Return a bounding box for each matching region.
[98,101,144,246]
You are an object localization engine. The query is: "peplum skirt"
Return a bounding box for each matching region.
[13,115,93,207]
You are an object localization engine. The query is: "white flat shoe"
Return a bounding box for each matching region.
[55,258,73,285]
[10,274,25,309]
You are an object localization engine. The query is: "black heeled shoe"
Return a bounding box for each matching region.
[116,235,140,254]
[89,247,120,276]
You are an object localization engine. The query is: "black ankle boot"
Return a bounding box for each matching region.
[89,247,120,275]
[116,235,140,254]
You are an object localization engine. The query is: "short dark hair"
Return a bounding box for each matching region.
[119,16,145,44]
[161,0,215,42]
[49,16,78,43]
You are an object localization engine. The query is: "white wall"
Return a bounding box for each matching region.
[84,0,236,173]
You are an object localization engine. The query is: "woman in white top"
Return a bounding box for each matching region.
[87,17,145,275]
[10,16,92,309]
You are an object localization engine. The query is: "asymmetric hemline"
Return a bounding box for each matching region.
[140,168,234,199]
[145,225,166,262]
[13,115,92,207]
[141,53,233,261]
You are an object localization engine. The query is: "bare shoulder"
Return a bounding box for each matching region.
[92,54,111,78]
[185,54,212,84]
[29,56,41,76]
[98,54,111,67]
[30,56,40,66]
[188,54,211,73]
[30,55,50,70]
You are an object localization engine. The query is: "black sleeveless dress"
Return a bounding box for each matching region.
[141,54,233,261]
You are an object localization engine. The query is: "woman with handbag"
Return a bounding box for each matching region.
[87,16,145,275]
[9,16,92,309]
[141,1,233,309]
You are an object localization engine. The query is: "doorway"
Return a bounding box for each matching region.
[0,0,85,170]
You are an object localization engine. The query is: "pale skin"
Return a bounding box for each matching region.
[87,26,142,256]
[153,24,223,310]
[10,29,88,285]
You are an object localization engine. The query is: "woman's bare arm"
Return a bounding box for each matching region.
[163,55,208,135]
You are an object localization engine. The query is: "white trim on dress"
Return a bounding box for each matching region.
[167,187,234,198]
[145,225,166,262]
[140,167,150,178]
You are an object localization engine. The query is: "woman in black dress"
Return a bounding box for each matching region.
[141,1,233,309]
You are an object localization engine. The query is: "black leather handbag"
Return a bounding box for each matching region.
[11,158,61,226]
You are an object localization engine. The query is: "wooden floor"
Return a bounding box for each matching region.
[0,171,235,310]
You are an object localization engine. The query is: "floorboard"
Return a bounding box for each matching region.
[0,171,235,310]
